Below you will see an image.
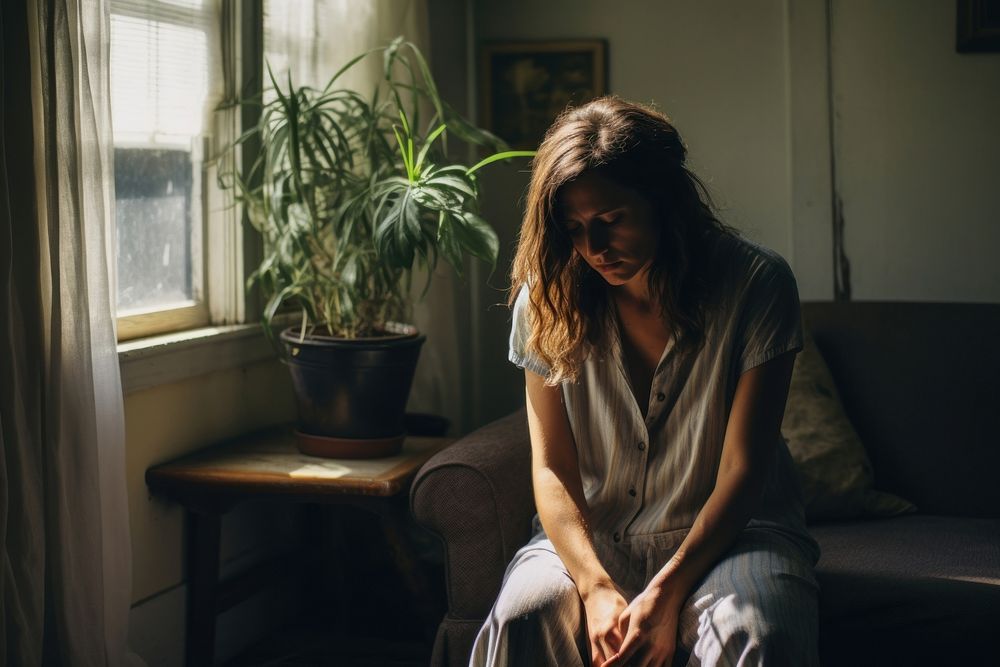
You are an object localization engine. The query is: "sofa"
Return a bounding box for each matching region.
[410,301,1000,666]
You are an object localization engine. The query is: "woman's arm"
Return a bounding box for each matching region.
[524,368,614,600]
[527,368,638,665]
[647,349,798,607]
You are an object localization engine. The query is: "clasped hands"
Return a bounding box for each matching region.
[583,579,682,667]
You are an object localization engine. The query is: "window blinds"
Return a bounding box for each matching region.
[110,0,221,147]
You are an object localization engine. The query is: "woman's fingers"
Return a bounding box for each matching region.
[592,629,620,667]
[593,621,622,662]
[604,638,674,667]
[614,625,626,650]
[590,639,605,667]
[591,621,625,666]
[610,621,645,665]
[599,636,618,665]
[582,584,630,666]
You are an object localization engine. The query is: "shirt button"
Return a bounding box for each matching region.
[656,391,666,401]
[637,441,646,451]
[613,532,621,542]
[628,488,637,497]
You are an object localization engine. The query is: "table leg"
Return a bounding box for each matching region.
[377,497,443,647]
[322,505,350,638]
[299,504,349,636]
[187,511,221,667]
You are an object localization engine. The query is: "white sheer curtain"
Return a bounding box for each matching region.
[263,0,464,435]
[264,0,427,92]
[1,0,141,664]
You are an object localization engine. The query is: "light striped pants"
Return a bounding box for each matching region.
[468,519,821,667]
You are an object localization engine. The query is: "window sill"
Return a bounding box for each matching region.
[118,322,282,394]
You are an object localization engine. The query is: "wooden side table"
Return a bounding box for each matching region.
[145,426,454,667]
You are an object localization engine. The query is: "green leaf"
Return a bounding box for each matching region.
[383,35,404,80]
[467,150,536,175]
[414,123,448,175]
[374,187,418,268]
[391,124,413,180]
[411,184,456,211]
[453,212,499,268]
[398,39,448,153]
[436,212,465,279]
[425,166,477,199]
[397,107,411,139]
[320,46,382,94]
[342,253,358,287]
[261,283,304,354]
[438,96,508,152]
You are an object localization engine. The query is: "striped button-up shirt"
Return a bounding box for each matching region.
[509,233,812,546]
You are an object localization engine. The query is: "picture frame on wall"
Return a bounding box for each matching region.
[479,40,608,151]
[956,0,1000,52]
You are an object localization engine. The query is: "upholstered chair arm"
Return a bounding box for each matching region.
[410,407,536,619]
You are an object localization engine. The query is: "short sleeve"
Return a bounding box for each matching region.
[736,250,804,375]
[509,285,552,377]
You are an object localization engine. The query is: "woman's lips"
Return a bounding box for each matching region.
[596,261,622,272]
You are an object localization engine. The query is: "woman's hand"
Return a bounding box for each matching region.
[581,581,629,667]
[600,583,682,667]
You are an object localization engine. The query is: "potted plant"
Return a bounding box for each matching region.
[220,36,532,458]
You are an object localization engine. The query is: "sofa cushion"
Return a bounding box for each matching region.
[812,515,1000,665]
[783,328,915,521]
[800,302,1000,517]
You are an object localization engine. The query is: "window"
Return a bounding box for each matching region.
[111,0,222,339]
[111,0,389,341]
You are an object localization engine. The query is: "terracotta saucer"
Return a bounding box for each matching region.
[293,430,405,459]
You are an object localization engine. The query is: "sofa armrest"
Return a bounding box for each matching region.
[410,407,535,619]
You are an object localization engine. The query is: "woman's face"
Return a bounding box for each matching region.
[554,170,661,290]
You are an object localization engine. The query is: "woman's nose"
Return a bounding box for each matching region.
[583,224,608,257]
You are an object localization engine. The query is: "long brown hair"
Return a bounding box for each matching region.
[508,95,738,385]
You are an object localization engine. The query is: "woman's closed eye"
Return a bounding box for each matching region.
[562,217,620,235]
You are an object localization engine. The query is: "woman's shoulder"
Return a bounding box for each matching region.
[509,282,554,377]
[513,281,529,308]
[710,230,786,265]
[511,281,539,336]
[709,232,796,291]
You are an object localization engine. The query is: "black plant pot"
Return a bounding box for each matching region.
[280,325,426,458]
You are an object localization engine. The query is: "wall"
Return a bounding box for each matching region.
[469,0,1000,426]
[831,0,1000,301]
[409,0,479,436]
[126,359,300,666]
